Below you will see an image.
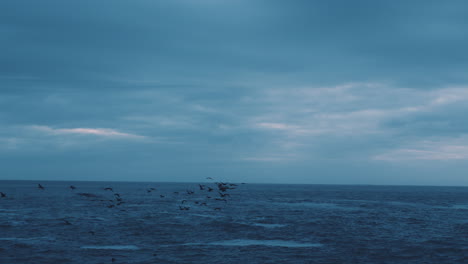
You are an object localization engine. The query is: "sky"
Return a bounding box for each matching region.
[1,0,468,185]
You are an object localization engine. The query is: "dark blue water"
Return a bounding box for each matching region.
[1,181,468,263]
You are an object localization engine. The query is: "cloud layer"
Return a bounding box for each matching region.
[1,0,468,184]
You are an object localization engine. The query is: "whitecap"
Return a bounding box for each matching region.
[0,237,55,243]
[251,223,287,228]
[0,212,17,216]
[81,245,140,250]
[185,239,322,248]
[276,202,359,210]
[85,216,107,221]
[0,209,17,212]
[451,204,468,210]
[9,220,28,226]
[190,214,223,219]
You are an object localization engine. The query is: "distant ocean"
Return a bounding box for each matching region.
[1,180,468,263]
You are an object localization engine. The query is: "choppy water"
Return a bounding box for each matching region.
[1,181,468,263]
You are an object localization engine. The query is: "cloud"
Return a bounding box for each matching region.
[236,82,468,163]
[374,137,468,161]
[256,122,304,133]
[241,156,293,162]
[30,125,146,139]
[0,137,21,150]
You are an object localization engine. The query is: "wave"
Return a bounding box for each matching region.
[450,204,468,210]
[251,223,287,228]
[190,213,224,219]
[0,220,28,227]
[184,239,322,248]
[81,245,140,250]
[275,202,360,211]
[0,237,56,243]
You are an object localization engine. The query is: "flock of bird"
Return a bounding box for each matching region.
[0,178,246,263]
[1,178,244,210]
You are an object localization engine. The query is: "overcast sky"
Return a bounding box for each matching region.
[1,0,468,185]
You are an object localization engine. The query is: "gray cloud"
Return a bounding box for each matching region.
[2,0,468,184]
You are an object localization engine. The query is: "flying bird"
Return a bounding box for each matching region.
[219,192,230,198]
[0,192,6,198]
[104,187,113,192]
[38,184,45,190]
[69,185,76,190]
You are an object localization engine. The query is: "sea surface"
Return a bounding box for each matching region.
[1,180,468,263]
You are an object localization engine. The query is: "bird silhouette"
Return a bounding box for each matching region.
[38,184,45,190]
[0,192,6,198]
[219,192,230,198]
[69,185,76,190]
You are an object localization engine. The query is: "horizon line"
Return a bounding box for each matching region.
[1,179,467,188]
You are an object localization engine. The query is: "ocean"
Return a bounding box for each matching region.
[1,180,468,263]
